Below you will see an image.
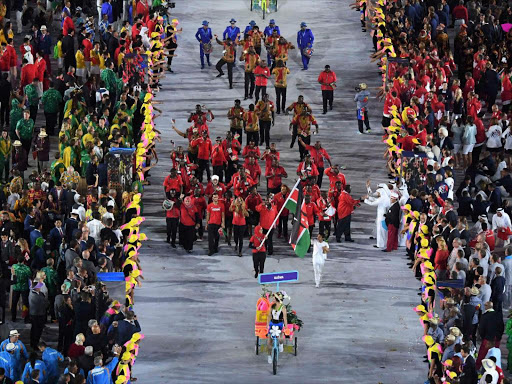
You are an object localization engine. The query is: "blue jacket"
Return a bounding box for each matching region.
[101,2,113,23]
[41,347,63,381]
[48,227,63,251]
[264,25,280,37]
[223,26,240,41]
[195,27,212,44]
[29,229,42,249]
[22,360,47,384]
[0,351,14,380]
[110,319,142,346]
[244,25,253,35]
[86,357,118,384]
[297,29,314,49]
[0,338,29,378]
[37,33,52,56]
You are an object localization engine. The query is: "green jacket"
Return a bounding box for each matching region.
[9,100,23,139]
[24,84,39,107]
[13,263,31,291]
[16,118,34,140]
[41,89,62,114]
[41,266,58,297]
[100,68,117,94]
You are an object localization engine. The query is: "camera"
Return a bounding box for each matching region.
[168,1,175,7]
[355,86,361,92]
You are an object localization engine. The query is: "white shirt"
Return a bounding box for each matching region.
[492,212,512,230]
[478,283,492,304]
[87,219,104,242]
[312,240,328,264]
[486,125,503,148]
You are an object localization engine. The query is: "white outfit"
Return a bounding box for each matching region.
[87,219,105,243]
[445,176,454,200]
[312,239,328,287]
[492,212,512,231]
[364,189,390,248]
[486,124,503,148]
[502,126,512,150]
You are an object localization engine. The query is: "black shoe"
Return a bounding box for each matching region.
[322,111,327,114]
[186,249,192,253]
[381,249,389,252]
[330,105,333,110]
[171,243,176,248]
[254,271,258,278]
[207,62,212,66]
[216,73,224,77]
[229,85,233,89]
[238,252,242,257]
[336,238,341,243]
[208,252,214,256]
[345,239,354,242]
[290,142,294,148]
[166,239,170,243]
[369,236,375,239]
[276,111,281,114]
[244,96,248,100]
[248,95,253,99]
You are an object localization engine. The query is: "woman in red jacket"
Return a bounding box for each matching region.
[434,237,449,280]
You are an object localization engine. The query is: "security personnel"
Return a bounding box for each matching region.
[214,35,235,89]
[296,21,314,70]
[244,20,256,35]
[195,20,213,69]
[263,19,280,37]
[223,18,240,61]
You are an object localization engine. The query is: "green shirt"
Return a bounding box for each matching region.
[24,84,39,107]
[13,263,31,291]
[41,266,58,296]
[41,89,62,114]
[100,68,118,94]
[10,100,23,139]
[16,118,34,140]
[50,159,66,184]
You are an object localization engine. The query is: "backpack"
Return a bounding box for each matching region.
[53,44,59,60]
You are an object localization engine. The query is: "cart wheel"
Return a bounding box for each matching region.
[255,336,259,355]
[294,337,298,356]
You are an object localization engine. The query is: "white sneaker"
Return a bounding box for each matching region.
[315,284,320,288]
[268,355,272,364]
[279,344,283,353]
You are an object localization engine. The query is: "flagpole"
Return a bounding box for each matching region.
[256,178,301,250]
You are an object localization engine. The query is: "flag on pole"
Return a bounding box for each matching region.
[288,182,310,258]
[284,180,301,213]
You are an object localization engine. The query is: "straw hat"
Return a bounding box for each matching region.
[359,83,367,90]
[470,286,480,296]
[38,130,47,138]
[450,327,461,337]
[482,359,496,372]
[13,140,21,147]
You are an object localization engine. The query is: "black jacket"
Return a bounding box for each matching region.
[460,355,477,384]
[479,309,499,341]
[385,202,400,228]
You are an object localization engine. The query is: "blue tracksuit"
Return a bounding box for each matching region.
[42,347,63,382]
[86,357,119,384]
[22,360,47,384]
[0,339,29,380]
[297,28,314,69]
[264,25,280,37]
[0,351,14,380]
[195,27,213,67]
[223,26,240,41]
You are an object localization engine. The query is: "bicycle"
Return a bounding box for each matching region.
[269,325,281,375]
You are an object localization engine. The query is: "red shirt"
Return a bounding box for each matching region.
[324,168,346,189]
[0,51,9,72]
[246,162,262,183]
[242,145,260,159]
[207,202,225,225]
[136,0,150,22]
[6,45,16,68]
[254,65,270,86]
[20,63,36,89]
[434,249,449,270]
[191,137,212,160]
[245,193,263,212]
[211,144,228,166]
[274,191,289,217]
[232,208,247,226]
[165,198,180,219]
[305,201,320,226]
[256,203,277,229]
[337,191,359,219]
[304,145,330,168]
[317,70,337,91]
[192,196,207,220]
[163,174,183,193]
[205,182,226,199]
[83,39,93,61]
[265,166,287,189]
[62,16,75,36]
[250,226,266,253]
[35,58,46,81]
[180,204,198,226]
[316,197,333,222]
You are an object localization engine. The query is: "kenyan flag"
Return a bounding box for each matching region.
[287,182,310,258]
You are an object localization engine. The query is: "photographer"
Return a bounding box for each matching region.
[354,83,371,134]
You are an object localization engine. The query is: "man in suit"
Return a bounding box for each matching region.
[447,220,461,252]
[490,266,506,314]
[487,183,502,213]
[63,183,77,216]
[476,301,500,368]
[49,182,66,215]
[460,344,477,384]
[64,210,79,243]
[48,219,64,253]
[29,221,43,248]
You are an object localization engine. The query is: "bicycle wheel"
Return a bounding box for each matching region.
[250,0,253,11]
[294,337,298,356]
[272,349,278,375]
[255,336,259,355]
[262,2,266,20]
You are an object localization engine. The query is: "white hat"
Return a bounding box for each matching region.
[107,200,115,208]
[211,175,219,181]
[390,192,399,199]
[38,130,47,138]
[8,330,19,337]
[71,208,80,216]
[482,359,496,372]
[5,343,15,352]
[40,25,47,30]
[497,208,504,212]
[74,194,81,203]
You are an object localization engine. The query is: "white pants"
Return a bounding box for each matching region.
[313,262,324,287]
[375,216,387,248]
[16,11,22,34]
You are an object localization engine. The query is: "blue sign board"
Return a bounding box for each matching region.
[259,271,299,285]
[97,272,125,282]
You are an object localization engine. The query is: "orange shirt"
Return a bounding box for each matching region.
[272,67,290,88]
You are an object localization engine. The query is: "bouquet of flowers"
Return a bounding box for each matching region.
[285,303,303,331]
